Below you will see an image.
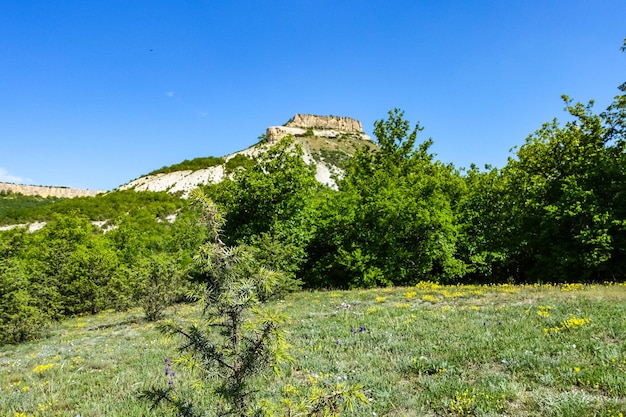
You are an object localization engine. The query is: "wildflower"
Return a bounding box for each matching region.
[351,328,357,334]
[336,340,341,345]
[360,325,367,332]
[32,363,54,373]
[284,385,298,395]
[164,358,176,386]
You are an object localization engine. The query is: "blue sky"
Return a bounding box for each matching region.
[1,1,625,190]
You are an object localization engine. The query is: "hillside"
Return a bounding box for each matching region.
[118,114,375,196]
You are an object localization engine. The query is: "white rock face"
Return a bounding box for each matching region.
[119,167,225,195]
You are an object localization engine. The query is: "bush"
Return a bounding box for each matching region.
[133,253,183,322]
[0,259,48,345]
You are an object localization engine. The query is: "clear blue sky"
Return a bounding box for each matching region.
[1,1,625,190]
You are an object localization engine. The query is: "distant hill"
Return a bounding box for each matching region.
[0,182,104,198]
[118,114,376,196]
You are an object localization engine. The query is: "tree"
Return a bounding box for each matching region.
[133,252,184,321]
[210,137,317,292]
[0,258,47,344]
[455,165,511,282]
[143,190,290,416]
[304,109,465,287]
[500,95,626,282]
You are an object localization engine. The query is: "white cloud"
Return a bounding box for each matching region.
[0,168,32,184]
[166,91,175,97]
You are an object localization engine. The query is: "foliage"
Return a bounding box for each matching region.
[318,148,352,169]
[224,153,255,174]
[304,109,465,288]
[210,137,317,291]
[455,165,511,282]
[149,156,226,176]
[133,253,184,322]
[0,197,202,344]
[0,258,48,344]
[215,137,317,242]
[143,190,292,416]
[0,191,63,221]
[498,95,626,282]
[0,189,183,225]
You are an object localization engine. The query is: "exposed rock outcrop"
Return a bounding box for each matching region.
[266,114,371,143]
[286,114,365,132]
[0,182,104,198]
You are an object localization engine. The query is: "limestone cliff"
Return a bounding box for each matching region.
[0,182,104,198]
[266,114,371,143]
[286,114,364,132]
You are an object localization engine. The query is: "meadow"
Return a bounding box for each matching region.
[1,282,625,417]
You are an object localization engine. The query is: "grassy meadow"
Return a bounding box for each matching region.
[1,282,625,416]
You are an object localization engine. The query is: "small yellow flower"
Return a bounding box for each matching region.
[284,384,298,395]
[32,363,54,373]
[422,294,439,303]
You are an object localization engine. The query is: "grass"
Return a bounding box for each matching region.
[1,283,625,416]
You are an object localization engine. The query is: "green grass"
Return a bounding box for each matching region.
[2,283,625,416]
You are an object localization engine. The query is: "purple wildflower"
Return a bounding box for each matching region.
[359,326,367,332]
[351,328,357,334]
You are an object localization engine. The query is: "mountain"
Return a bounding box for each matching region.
[118,114,375,196]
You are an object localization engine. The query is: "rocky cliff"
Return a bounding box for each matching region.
[266,114,371,143]
[286,114,364,132]
[0,182,104,198]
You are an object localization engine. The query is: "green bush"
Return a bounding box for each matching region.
[0,259,48,345]
[224,153,255,174]
[133,253,183,322]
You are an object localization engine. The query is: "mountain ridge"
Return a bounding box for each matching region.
[3,114,375,198]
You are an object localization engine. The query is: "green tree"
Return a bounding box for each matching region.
[133,252,183,321]
[305,109,465,288]
[455,165,511,282]
[210,137,317,292]
[0,258,48,344]
[143,190,290,416]
[501,94,626,282]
